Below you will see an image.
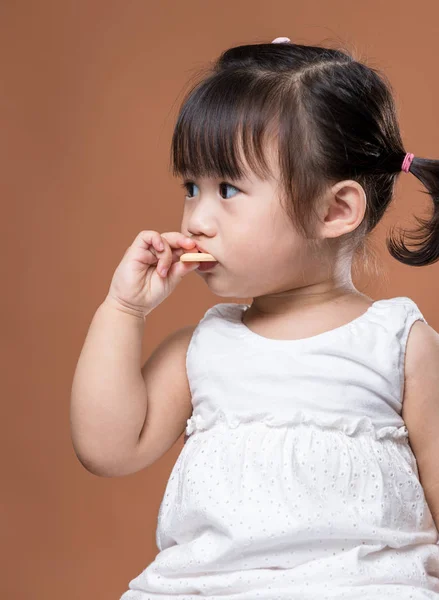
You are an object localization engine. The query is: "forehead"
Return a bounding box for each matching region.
[171,79,282,184]
[179,137,280,185]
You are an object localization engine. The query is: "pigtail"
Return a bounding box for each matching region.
[387,155,439,266]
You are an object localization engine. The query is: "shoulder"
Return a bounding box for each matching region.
[402,319,439,425]
[198,302,241,324]
[177,304,234,341]
[402,320,439,504]
[163,323,197,342]
[142,323,197,374]
[175,323,197,341]
[404,320,439,381]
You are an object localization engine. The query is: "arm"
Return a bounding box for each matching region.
[402,320,439,531]
[70,297,148,475]
[70,297,195,477]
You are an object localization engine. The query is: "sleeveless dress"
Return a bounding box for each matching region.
[120,296,439,599]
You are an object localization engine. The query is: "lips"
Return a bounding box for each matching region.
[195,243,217,262]
[197,261,219,272]
[195,243,209,254]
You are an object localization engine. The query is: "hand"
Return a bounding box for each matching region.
[105,230,200,318]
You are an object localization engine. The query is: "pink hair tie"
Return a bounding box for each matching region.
[272,37,291,44]
[401,152,414,173]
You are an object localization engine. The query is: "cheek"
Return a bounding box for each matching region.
[229,220,293,270]
[246,236,307,281]
[230,242,281,277]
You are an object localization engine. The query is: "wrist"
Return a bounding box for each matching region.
[102,295,150,322]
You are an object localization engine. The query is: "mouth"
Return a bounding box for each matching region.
[192,245,219,271]
[194,244,218,261]
[197,261,219,272]
[195,243,209,254]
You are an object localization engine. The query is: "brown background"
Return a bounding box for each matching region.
[2,1,438,598]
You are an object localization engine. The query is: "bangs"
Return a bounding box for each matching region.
[171,70,281,182]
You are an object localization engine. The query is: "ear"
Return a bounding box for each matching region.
[318,180,367,239]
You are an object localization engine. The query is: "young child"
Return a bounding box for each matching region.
[70,37,439,599]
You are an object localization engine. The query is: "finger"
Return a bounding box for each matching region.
[159,247,194,275]
[167,256,200,281]
[124,231,162,268]
[173,248,185,259]
[158,245,202,279]
[155,237,173,278]
[128,231,195,277]
[128,230,164,255]
[156,233,197,277]
[160,232,197,250]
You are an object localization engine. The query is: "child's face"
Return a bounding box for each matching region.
[180,145,323,299]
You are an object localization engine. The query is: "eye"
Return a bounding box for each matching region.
[219,182,240,199]
[181,181,199,199]
[180,180,241,200]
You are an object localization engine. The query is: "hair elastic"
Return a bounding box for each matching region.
[401,152,414,173]
[272,37,291,44]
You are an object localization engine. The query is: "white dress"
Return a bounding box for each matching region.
[120,296,439,599]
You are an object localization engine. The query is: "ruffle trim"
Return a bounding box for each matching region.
[185,409,409,441]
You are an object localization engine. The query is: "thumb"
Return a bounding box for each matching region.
[169,259,200,283]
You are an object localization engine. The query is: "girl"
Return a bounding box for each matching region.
[71,38,439,598]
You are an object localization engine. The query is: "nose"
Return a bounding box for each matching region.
[184,199,216,240]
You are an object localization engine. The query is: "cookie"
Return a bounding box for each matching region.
[180,252,217,262]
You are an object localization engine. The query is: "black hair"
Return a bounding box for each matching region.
[170,41,439,267]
